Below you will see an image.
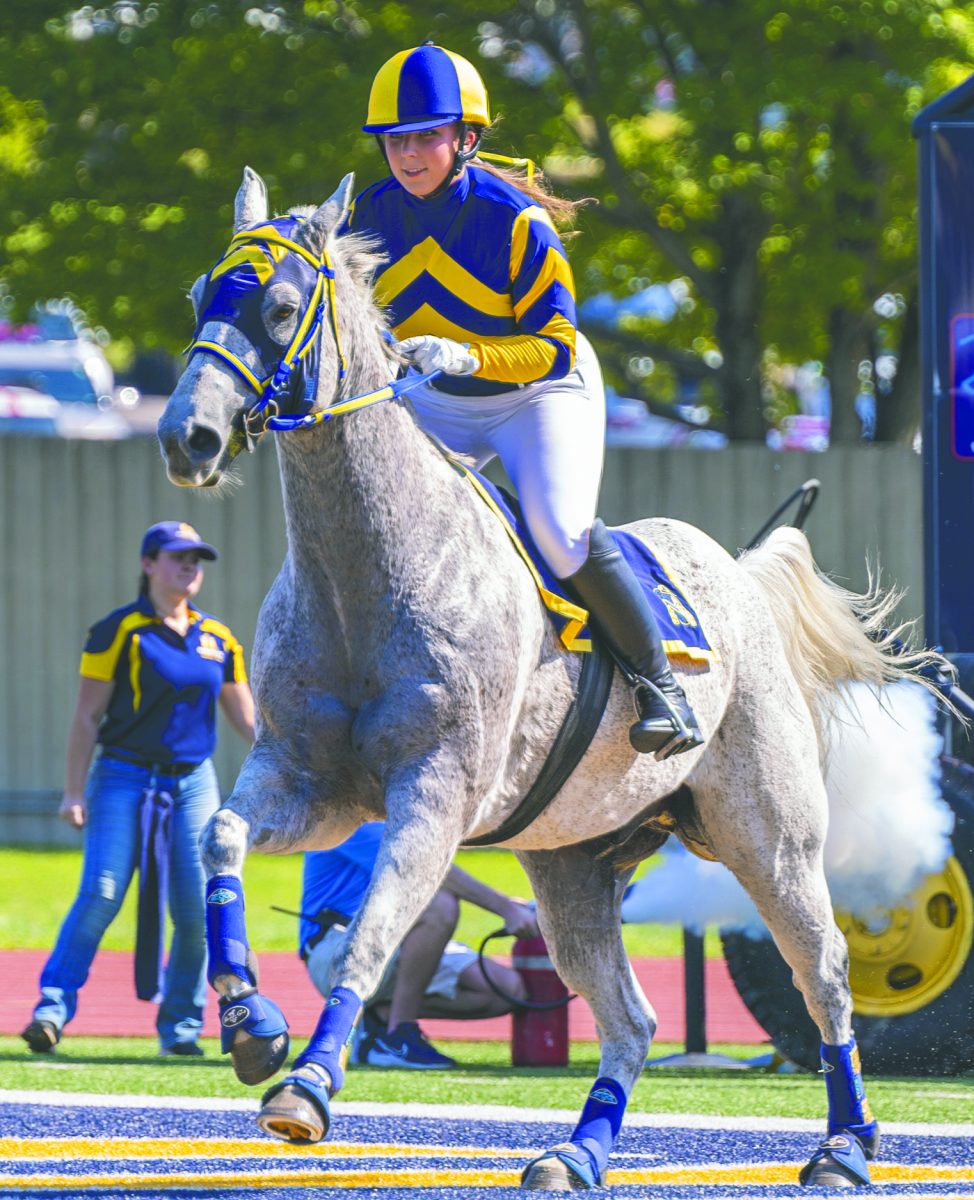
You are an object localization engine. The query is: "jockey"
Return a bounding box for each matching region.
[347,42,702,759]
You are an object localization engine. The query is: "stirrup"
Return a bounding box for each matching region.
[631,676,703,761]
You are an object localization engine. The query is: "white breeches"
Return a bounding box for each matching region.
[408,331,606,579]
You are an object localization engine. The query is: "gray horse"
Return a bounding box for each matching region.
[158,168,936,1191]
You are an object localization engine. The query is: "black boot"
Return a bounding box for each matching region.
[566,519,704,759]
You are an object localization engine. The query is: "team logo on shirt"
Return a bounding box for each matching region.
[197,632,226,662]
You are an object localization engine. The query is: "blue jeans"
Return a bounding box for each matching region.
[33,754,220,1048]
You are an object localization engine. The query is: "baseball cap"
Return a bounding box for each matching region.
[141,521,218,561]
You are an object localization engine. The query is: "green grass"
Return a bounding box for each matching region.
[0,846,723,958]
[3,1035,972,1125]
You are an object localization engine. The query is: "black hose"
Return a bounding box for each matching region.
[744,478,820,551]
[477,927,575,1012]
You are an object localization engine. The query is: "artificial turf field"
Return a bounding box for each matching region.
[4,852,974,1195]
[3,1037,974,1198]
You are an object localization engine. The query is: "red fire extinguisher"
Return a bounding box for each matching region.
[511,934,571,1067]
[478,928,574,1067]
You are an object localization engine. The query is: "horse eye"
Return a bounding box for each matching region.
[273,304,297,321]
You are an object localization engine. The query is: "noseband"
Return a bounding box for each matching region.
[187,220,439,449]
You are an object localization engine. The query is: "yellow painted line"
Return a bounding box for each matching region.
[3,1162,974,1191]
[0,1137,525,1160]
[0,1168,519,1190]
[608,1163,974,1185]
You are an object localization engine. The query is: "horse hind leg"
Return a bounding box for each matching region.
[515,844,652,1192]
[693,734,877,1188]
[200,805,289,1087]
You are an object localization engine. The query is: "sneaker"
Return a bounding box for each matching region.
[361,1021,456,1069]
[21,1020,59,1054]
[159,1041,204,1057]
[350,1005,384,1066]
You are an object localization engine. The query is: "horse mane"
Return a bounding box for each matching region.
[288,203,400,393]
[739,526,949,743]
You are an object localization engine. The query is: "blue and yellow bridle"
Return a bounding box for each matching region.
[188,216,437,449]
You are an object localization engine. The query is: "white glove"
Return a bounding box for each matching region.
[396,335,479,376]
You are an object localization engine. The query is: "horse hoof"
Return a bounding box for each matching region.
[257,1081,329,1144]
[800,1161,860,1188]
[520,1156,593,1192]
[230,1027,290,1086]
[799,1135,871,1188]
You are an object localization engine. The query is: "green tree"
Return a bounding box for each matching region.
[461,1,974,441]
[2,2,973,442]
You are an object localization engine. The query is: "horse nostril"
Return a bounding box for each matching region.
[187,425,222,459]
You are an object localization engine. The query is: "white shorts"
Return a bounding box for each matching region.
[306,924,479,1005]
[407,330,606,578]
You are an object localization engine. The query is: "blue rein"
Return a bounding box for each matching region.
[265,369,442,431]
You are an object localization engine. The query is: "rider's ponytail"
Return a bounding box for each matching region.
[473,153,592,236]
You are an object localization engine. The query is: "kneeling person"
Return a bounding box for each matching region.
[300,823,539,1068]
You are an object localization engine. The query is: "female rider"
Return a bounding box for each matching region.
[347,43,702,759]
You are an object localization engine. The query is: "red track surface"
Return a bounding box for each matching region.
[1,949,767,1045]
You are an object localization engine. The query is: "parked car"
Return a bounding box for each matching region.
[0,384,60,436]
[0,331,132,439]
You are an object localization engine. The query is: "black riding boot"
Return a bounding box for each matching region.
[566,519,704,759]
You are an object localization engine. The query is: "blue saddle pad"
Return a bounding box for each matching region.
[459,466,718,665]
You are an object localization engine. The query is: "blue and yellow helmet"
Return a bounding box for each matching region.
[363,43,490,135]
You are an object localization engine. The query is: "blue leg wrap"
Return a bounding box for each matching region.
[522,1076,627,1188]
[218,989,289,1054]
[205,875,253,987]
[821,1037,877,1148]
[293,986,362,1095]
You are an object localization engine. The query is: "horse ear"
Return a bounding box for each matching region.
[234,166,269,232]
[294,173,356,255]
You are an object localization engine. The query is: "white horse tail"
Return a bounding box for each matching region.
[738,526,945,736]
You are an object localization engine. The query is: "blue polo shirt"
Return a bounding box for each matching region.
[299,823,384,957]
[80,594,247,766]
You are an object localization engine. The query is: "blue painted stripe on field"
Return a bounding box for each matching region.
[2,1103,972,1166]
[4,1100,974,1199]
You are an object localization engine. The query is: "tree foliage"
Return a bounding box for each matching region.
[1,1,972,439]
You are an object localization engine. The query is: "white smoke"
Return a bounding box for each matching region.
[621,681,953,935]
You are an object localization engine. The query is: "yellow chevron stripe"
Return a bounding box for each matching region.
[513,247,576,321]
[376,237,512,317]
[80,612,156,681]
[510,205,558,280]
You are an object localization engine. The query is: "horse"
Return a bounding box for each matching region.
[157,167,937,1191]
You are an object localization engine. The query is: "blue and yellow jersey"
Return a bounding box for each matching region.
[346,165,577,392]
[80,595,247,766]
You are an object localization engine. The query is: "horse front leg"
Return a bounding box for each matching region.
[515,844,651,1192]
[199,804,291,1087]
[257,755,467,1145]
[200,745,355,1089]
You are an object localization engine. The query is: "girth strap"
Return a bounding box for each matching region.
[462,637,615,848]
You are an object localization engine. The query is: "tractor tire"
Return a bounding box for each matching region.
[721,756,974,1075]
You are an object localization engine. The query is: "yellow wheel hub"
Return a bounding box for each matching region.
[836,855,974,1017]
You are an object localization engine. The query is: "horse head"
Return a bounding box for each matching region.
[158,166,356,487]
